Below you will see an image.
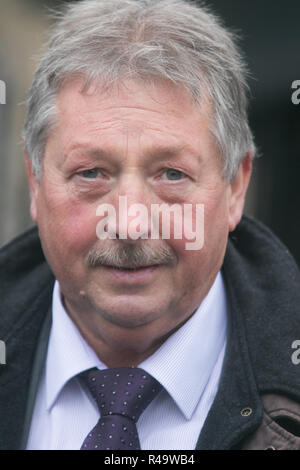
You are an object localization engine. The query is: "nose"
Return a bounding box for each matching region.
[110,173,153,242]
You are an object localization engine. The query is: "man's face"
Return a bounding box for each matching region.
[27,78,251,351]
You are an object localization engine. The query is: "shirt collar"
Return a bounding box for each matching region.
[46,273,227,419]
[46,282,107,410]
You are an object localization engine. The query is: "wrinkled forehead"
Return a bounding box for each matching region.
[56,75,213,121]
[39,76,225,181]
[53,77,217,160]
[51,76,217,161]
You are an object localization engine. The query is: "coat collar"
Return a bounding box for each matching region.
[197,217,300,449]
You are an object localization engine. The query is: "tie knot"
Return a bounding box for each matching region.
[79,367,162,423]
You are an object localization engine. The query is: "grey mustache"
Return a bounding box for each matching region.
[86,242,176,269]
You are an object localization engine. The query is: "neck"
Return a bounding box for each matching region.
[64,298,195,368]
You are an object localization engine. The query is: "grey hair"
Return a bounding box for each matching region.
[23,0,256,181]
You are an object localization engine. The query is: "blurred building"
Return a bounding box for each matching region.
[0,0,299,266]
[0,0,50,244]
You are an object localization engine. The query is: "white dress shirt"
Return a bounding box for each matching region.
[26,272,227,450]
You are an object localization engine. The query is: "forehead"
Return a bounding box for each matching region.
[57,77,210,123]
[52,77,217,161]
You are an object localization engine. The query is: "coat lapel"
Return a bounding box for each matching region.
[0,285,53,450]
[19,309,52,449]
[0,227,54,450]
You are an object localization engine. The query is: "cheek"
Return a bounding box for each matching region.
[168,194,229,275]
[62,204,99,251]
[167,194,228,251]
[37,191,99,255]
[204,196,230,242]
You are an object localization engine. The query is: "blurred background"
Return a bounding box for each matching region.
[0,0,299,265]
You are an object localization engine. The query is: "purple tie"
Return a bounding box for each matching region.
[78,367,162,450]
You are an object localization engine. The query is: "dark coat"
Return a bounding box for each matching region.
[1,216,300,450]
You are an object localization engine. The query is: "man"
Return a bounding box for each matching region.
[1,0,300,451]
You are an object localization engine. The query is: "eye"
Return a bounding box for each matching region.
[79,168,101,179]
[162,168,186,181]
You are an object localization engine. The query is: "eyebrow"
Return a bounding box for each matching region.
[64,146,112,161]
[144,144,199,160]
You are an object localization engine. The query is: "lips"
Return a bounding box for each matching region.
[102,264,161,283]
[107,265,156,270]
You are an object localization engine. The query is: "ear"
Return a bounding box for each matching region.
[25,152,39,223]
[228,153,253,232]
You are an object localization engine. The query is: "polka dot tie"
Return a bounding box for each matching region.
[78,367,162,450]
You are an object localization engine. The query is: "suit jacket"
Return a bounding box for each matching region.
[1,216,300,450]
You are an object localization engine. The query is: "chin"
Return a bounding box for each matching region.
[100,310,159,329]
[96,297,168,329]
